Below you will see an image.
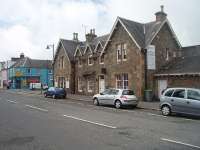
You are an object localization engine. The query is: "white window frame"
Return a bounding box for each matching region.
[78,77,82,92]
[99,54,104,64]
[115,73,128,89]
[117,44,122,62]
[78,58,82,67]
[123,73,128,89]
[122,43,127,61]
[87,79,93,93]
[88,55,93,66]
[166,48,169,61]
[116,74,122,89]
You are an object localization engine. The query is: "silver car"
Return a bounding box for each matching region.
[93,89,138,109]
[160,87,200,116]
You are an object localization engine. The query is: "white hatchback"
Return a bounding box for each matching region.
[93,89,138,109]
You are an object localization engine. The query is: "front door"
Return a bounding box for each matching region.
[99,75,105,93]
[158,80,168,98]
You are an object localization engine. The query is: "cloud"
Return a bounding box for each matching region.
[0,0,199,60]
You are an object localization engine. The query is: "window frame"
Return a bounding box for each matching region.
[87,79,93,93]
[78,77,82,92]
[78,58,82,67]
[166,48,169,61]
[99,54,104,64]
[116,44,122,62]
[115,73,128,89]
[122,43,127,61]
[88,55,93,66]
[172,89,186,98]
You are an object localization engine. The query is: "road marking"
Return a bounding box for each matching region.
[148,113,167,118]
[7,100,18,104]
[63,115,117,129]
[161,138,200,149]
[25,105,48,112]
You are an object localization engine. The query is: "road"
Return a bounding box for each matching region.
[0,90,200,150]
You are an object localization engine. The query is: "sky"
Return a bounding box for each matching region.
[0,0,199,61]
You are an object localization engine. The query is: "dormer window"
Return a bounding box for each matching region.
[78,58,82,67]
[99,54,104,64]
[88,55,93,66]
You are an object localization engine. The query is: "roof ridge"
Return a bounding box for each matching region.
[118,16,144,25]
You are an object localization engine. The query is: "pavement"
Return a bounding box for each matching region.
[5,89,160,111]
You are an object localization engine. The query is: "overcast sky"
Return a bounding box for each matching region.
[0,0,199,61]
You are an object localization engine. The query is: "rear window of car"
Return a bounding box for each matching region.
[122,90,134,95]
[164,89,174,97]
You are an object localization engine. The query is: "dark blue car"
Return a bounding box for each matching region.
[44,87,66,99]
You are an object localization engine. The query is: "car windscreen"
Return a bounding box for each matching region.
[122,90,134,95]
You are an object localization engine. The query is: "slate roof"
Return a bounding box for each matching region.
[12,57,52,69]
[75,34,109,56]
[182,45,200,57]
[60,39,80,61]
[155,45,200,75]
[156,56,200,75]
[119,17,164,48]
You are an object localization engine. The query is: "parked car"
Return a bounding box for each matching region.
[93,89,138,109]
[44,87,66,99]
[160,87,200,116]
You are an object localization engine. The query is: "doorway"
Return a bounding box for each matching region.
[158,80,168,98]
[99,75,105,93]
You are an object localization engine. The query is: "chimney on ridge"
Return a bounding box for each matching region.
[73,33,79,41]
[155,5,167,21]
[85,29,97,42]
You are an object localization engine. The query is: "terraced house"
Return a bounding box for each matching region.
[54,6,199,100]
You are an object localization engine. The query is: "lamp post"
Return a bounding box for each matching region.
[46,44,55,87]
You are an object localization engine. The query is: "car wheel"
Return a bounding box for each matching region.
[53,94,56,99]
[115,100,122,109]
[93,98,99,106]
[161,105,171,116]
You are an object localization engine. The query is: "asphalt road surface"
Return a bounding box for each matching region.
[0,90,200,150]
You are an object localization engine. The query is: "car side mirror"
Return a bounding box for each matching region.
[100,92,104,95]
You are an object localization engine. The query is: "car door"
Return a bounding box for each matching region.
[186,89,200,116]
[171,88,188,113]
[98,89,110,104]
[106,89,118,105]
[48,87,54,96]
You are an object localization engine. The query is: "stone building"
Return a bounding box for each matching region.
[54,6,200,100]
[53,36,80,93]
[74,30,109,95]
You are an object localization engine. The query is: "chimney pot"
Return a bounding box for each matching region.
[161,5,164,12]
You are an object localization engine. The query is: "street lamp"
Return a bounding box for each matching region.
[46,44,55,87]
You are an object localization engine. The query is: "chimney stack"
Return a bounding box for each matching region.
[20,53,24,59]
[85,28,97,42]
[73,33,78,41]
[155,5,167,21]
